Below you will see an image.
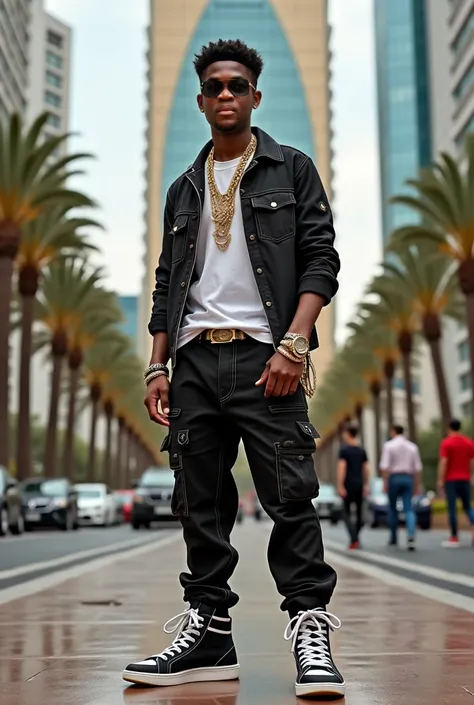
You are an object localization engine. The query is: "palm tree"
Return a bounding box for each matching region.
[35,258,103,477]
[16,209,100,480]
[348,316,399,433]
[390,135,474,427]
[61,290,123,479]
[82,335,140,482]
[361,284,418,442]
[0,112,94,466]
[384,240,464,430]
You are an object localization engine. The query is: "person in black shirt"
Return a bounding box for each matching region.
[337,425,369,549]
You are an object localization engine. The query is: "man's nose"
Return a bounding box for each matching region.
[218,85,233,100]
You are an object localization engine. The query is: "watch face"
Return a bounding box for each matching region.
[294,336,309,355]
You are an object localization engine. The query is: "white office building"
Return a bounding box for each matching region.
[0,0,30,121]
[448,0,474,422]
[27,0,71,154]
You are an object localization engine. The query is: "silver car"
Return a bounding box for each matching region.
[312,483,343,525]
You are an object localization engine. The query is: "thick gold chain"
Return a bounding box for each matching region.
[206,134,257,251]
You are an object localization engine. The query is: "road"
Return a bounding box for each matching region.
[0,523,179,593]
[2,519,474,704]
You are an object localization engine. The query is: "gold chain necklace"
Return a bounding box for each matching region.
[206,134,257,251]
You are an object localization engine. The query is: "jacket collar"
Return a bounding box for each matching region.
[187,126,284,173]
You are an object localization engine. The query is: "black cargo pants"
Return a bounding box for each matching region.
[163,336,337,617]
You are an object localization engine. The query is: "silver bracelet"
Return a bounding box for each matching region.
[144,369,168,386]
[143,363,169,380]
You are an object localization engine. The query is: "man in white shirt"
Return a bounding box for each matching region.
[379,425,422,550]
[124,39,344,699]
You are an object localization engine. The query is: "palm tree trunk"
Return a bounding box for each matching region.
[423,313,452,432]
[384,359,395,436]
[464,291,474,433]
[87,398,99,482]
[371,382,382,473]
[44,353,64,477]
[401,352,416,442]
[457,260,474,432]
[103,401,113,486]
[355,403,364,447]
[16,293,35,480]
[124,427,131,488]
[0,256,14,468]
[62,364,80,480]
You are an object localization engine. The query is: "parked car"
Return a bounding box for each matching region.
[114,489,134,523]
[20,478,79,531]
[75,483,117,527]
[131,467,177,529]
[0,467,24,536]
[312,483,343,525]
[367,477,432,530]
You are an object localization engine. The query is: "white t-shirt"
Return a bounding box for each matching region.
[177,155,273,349]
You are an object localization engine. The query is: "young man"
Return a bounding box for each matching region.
[438,419,474,548]
[379,425,422,551]
[122,40,344,698]
[337,425,369,549]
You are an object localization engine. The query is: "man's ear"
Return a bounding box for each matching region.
[197,94,204,112]
[253,90,262,110]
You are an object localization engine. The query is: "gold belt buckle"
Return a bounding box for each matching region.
[209,329,236,344]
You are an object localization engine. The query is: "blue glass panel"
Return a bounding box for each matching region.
[161,0,315,201]
[374,0,432,244]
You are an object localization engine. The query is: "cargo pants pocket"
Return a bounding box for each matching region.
[170,442,188,517]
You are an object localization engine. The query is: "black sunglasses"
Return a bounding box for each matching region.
[200,77,256,99]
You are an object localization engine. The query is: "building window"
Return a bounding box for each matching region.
[460,372,472,392]
[459,340,469,363]
[46,113,61,129]
[46,70,62,88]
[454,61,474,103]
[46,51,63,69]
[44,91,61,108]
[461,401,472,419]
[47,30,63,49]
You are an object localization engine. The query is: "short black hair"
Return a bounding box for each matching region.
[344,424,359,439]
[193,39,264,84]
[393,425,404,435]
[449,418,461,431]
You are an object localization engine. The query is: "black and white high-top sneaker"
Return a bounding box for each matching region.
[284,608,345,698]
[123,603,239,687]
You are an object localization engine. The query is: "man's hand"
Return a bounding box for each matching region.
[437,478,445,497]
[144,375,170,426]
[363,484,369,498]
[383,479,389,495]
[337,486,347,499]
[255,352,303,398]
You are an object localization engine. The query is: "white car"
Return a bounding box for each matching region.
[75,483,117,527]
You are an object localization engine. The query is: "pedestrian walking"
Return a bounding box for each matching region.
[123,40,344,698]
[379,425,422,551]
[337,424,369,550]
[438,419,474,548]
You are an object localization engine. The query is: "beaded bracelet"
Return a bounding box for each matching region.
[144,369,168,386]
[143,363,169,380]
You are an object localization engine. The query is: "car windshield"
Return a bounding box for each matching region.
[114,494,132,505]
[77,488,103,499]
[140,469,175,488]
[318,484,336,499]
[21,479,67,497]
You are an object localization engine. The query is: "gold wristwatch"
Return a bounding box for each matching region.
[280,333,310,360]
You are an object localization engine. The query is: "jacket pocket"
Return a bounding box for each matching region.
[276,444,319,503]
[251,191,296,243]
[171,213,190,264]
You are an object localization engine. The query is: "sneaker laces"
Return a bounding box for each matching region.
[151,608,204,661]
[284,609,341,672]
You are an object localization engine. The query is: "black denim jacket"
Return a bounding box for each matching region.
[149,127,340,366]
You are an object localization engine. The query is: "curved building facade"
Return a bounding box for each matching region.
[140,0,335,378]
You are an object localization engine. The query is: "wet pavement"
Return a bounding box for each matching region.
[1,522,474,704]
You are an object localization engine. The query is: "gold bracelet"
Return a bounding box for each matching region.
[277,347,316,398]
[277,345,302,364]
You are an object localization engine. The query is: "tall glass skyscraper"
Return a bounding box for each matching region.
[374,0,432,243]
[140,0,335,379]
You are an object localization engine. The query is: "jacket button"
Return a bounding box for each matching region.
[173,226,178,232]
[190,244,194,249]
[249,234,256,241]
[266,301,272,307]
[271,202,277,208]
[257,268,263,274]
[181,281,186,288]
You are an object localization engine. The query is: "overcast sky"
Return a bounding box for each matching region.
[45,0,381,344]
